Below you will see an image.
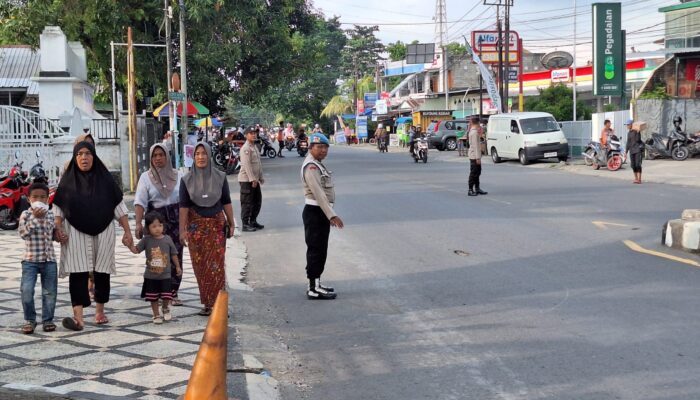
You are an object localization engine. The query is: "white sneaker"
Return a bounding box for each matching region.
[153,316,163,324]
[162,306,172,321]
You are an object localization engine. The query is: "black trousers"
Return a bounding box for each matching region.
[303,205,330,280]
[469,160,482,190]
[69,271,110,307]
[240,182,262,225]
[630,152,643,173]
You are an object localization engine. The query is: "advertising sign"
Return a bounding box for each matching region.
[592,3,623,96]
[508,68,518,82]
[364,93,378,108]
[356,116,368,138]
[551,68,571,83]
[480,51,519,64]
[375,99,388,115]
[357,100,365,114]
[471,50,502,112]
[472,31,519,50]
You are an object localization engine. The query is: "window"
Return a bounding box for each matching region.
[519,117,560,134]
[510,120,520,134]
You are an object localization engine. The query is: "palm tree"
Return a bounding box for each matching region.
[321,95,352,118]
[320,76,376,118]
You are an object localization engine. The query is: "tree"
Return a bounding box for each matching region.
[446,42,468,58]
[340,25,384,78]
[525,84,592,121]
[386,40,407,61]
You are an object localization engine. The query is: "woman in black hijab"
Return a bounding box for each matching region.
[54,141,133,330]
[179,142,235,315]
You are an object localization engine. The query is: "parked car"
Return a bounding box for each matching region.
[426,119,468,151]
[487,112,569,165]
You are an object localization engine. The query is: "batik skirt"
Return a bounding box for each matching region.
[187,210,227,308]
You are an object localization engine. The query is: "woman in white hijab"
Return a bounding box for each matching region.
[179,142,235,315]
[134,143,185,305]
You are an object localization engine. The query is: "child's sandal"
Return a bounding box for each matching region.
[153,316,163,325]
[21,321,36,334]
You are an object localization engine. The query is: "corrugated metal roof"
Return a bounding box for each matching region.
[0,46,41,95]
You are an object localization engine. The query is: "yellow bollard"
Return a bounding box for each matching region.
[183,290,229,400]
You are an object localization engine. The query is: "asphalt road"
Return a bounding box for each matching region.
[232,145,700,400]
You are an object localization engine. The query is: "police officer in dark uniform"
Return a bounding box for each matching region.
[239,127,264,232]
[301,133,343,299]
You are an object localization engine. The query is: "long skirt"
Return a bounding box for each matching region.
[150,203,184,296]
[187,210,227,308]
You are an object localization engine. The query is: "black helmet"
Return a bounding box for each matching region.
[673,116,683,125]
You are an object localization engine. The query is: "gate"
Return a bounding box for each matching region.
[136,117,163,176]
[0,106,65,185]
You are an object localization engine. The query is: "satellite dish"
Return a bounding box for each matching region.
[541,51,574,70]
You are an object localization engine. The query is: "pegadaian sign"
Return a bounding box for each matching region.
[592,2,623,96]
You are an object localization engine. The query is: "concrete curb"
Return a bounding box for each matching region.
[225,237,281,400]
[663,210,700,254]
[0,383,130,399]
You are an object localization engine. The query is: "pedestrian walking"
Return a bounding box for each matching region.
[456,126,467,156]
[134,143,185,305]
[277,126,285,158]
[238,127,265,232]
[625,118,644,184]
[54,141,133,331]
[301,133,344,300]
[468,116,487,196]
[179,142,235,316]
[18,181,57,334]
[129,211,182,324]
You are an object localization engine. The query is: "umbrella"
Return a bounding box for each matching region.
[194,117,222,128]
[153,101,199,117]
[191,101,210,116]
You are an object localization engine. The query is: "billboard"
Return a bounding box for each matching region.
[592,3,623,96]
[472,31,519,50]
[364,93,378,108]
[407,43,436,65]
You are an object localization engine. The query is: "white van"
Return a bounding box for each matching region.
[487,112,569,165]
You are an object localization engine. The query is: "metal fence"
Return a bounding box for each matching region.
[560,120,591,158]
[47,118,119,140]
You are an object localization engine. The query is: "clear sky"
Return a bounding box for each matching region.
[310,0,676,64]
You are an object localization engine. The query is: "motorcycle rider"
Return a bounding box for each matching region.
[408,125,419,157]
[375,123,387,152]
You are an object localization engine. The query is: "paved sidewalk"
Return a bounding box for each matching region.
[0,223,210,399]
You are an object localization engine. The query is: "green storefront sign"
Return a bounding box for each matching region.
[592,3,623,96]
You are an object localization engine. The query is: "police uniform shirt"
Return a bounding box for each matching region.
[238,141,263,183]
[302,155,336,220]
[467,127,482,160]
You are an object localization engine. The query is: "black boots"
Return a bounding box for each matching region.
[307,278,337,300]
[476,188,488,195]
[242,224,256,232]
[468,187,487,196]
[252,221,265,230]
[468,189,477,196]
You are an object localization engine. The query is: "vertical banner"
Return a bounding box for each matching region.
[472,49,502,113]
[356,116,368,139]
[592,3,623,96]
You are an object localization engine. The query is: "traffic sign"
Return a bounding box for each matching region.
[168,91,185,101]
[508,68,518,81]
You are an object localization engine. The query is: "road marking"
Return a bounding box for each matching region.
[623,240,700,267]
[592,221,634,230]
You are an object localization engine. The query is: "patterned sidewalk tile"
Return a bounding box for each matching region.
[0,223,209,400]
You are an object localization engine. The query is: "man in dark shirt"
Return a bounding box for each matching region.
[625,118,643,184]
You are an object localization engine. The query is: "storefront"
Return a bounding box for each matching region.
[411,110,453,131]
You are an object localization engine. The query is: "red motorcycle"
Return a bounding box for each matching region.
[0,160,30,230]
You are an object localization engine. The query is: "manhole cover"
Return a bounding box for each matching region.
[454,250,470,257]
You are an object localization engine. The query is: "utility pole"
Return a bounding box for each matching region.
[435,0,449,110]
[496,6,504,112]
[573,0,577,121]
[503,0,511,112]
[165,0,174,131]
[178,0,188,163]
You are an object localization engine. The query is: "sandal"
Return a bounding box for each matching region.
[95,314,109,325]
[162,305,172,322]
[62,317,84,331]
[197,307,212,316]
[171,298,183,306]
[42,322,56,332]
[21,321,36,334]
[153,316,163,325]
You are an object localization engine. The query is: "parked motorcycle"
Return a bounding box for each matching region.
[645,116,700,161]
[0,153,30,230]
[224,145,241,175]
[412,138,428,163]
[297,139,309,157]
[582,133,624,171]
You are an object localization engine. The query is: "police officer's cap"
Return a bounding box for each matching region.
[309,133,329,146]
